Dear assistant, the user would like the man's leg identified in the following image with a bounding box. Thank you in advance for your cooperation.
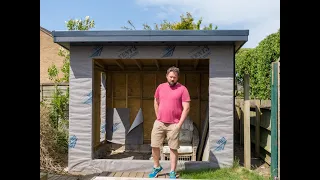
[149,120,165,178]
[170,148,178,171]
[152,147,161,167]
[167,123,180,177]
[151,121,165,167]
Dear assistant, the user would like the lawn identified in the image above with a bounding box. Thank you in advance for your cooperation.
[179,160,270,180]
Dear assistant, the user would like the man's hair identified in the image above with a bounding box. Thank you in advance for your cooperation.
[166,66,180,76]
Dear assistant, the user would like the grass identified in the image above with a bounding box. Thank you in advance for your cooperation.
[179,159,271,180]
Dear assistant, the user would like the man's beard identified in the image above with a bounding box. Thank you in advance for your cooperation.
[168,81,177,86]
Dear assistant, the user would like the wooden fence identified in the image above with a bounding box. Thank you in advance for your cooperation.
[235,98,272,165]
[40,83,69,103]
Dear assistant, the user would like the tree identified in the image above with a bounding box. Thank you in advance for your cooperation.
[66,16,95,31]
[122,12,218,30]
[235,29,280,99]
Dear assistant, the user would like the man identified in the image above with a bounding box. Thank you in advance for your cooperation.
[149,66,191,179]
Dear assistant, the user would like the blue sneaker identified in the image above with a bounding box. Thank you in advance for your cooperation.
[169,171,177,179]
[148,166,163,178]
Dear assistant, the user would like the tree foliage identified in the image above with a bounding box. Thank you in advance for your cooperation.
[235,29,280,99]
[122,12,218,30]
[66,16,95,31]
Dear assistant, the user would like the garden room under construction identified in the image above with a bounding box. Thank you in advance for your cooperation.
[52,30,249,175]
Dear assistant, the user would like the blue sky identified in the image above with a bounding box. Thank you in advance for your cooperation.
[40,0,279,48]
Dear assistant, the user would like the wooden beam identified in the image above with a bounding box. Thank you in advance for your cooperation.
[134,59,142,70]
[194,59,199,69]
[115,59,125,70]
[95,61,105,69]
[94,61,106,72]
[126,74,128,108]
[154,59,160,70]
[243,74,251,169]
[94,65,105,72]
[240,102,243,145]
[198,74,201,136]
[111,73,114,107]
[140,72,143,110]
[175,59,179,67]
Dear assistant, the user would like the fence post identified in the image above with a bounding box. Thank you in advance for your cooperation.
[243,74,251,169]
[277,61,280,180]
[271,62,279,179]
[255,100,261,158]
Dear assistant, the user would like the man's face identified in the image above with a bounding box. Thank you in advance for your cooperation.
[166,71,179,86]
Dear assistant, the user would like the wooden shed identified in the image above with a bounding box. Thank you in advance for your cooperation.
[52,30,249,175]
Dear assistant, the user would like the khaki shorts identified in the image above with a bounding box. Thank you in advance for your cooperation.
[151,120,180,150]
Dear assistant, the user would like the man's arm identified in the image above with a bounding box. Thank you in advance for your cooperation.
[154,85,160,119]
[154,98,159,118]
[177,101,190,128]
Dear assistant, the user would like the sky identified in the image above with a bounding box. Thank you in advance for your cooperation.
[40,0,279,48]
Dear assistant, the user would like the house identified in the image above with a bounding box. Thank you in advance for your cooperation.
[52,30,249,175]
[40,26,65,84]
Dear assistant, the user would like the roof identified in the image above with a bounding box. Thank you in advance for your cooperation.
[52,30,249,52]
[40,26,52,37]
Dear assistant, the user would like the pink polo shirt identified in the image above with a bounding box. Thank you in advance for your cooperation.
[154,82,191,124]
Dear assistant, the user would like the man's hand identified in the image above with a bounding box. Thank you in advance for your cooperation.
[154,98,159,118]
[177,101,190,128]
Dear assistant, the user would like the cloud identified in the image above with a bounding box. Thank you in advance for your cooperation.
[156,6,176,19]
[135,0,280,48]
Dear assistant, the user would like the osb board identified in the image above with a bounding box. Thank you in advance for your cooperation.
[156,72,167,85]
[127,73,140,97]
[113,73,126,97]
[114,100,126,108]
[200,73,209,101]
[179,73,186,85]
[142,100,155,141]
[189,100,200,131]
[200,100,208,126]
[142,73,156,98]
[185,74,199,98]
